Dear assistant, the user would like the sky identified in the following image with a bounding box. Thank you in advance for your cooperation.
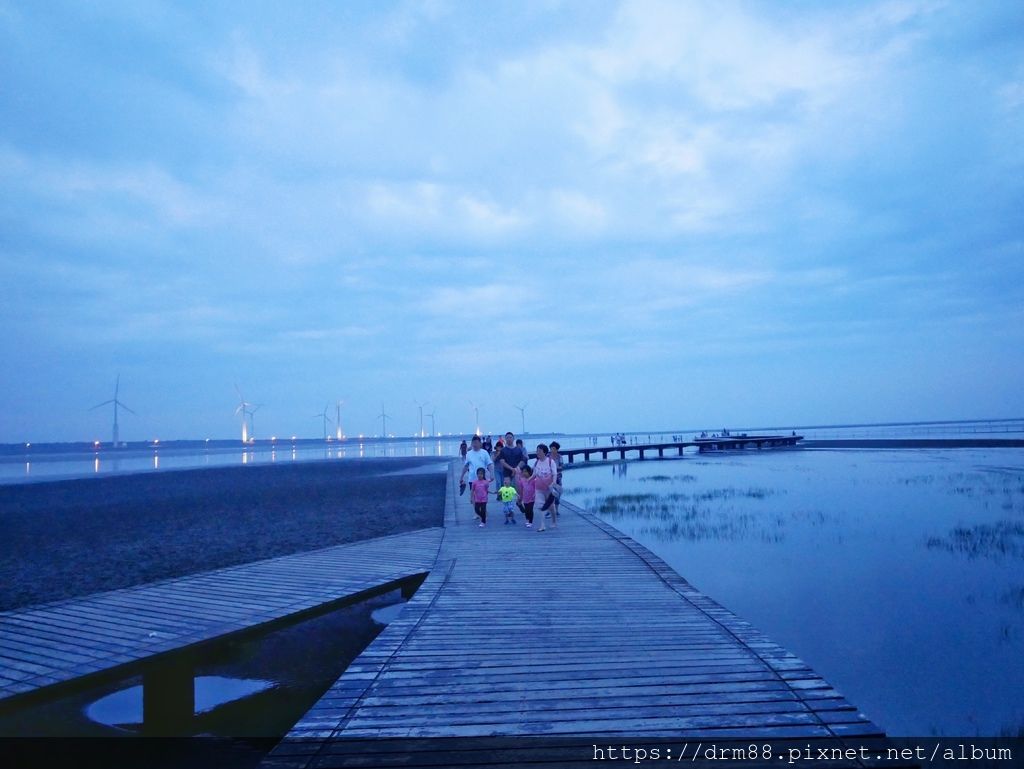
[1,0,1022,442]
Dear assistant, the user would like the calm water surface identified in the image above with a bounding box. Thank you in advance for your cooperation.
[563,448,1024,737]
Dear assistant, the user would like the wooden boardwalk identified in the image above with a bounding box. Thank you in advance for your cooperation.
[0,527,442,710]
[267,462,880,767]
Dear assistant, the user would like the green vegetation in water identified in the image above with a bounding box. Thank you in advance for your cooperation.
[1000,586,1024,610]
[927,520,1024,560]
[638,474,697,483]
[590,490,827,544]
[564,486,602,495]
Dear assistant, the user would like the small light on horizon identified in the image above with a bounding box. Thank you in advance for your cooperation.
[271,436,277,442]
[94,440,100,448]
[291,435,297,441]
[25,442,31,448]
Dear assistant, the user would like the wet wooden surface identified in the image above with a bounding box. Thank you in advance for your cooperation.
[268,461,880,767]
[0,527,443,704]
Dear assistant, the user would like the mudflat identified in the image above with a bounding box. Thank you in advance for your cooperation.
[0,457,446,611]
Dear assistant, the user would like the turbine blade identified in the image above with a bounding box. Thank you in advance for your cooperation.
[90,400,114,410]
[119,402,137,415]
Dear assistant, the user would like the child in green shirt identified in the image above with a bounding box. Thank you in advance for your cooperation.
[498,476,519,525]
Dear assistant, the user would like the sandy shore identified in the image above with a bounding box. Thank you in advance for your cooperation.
[0,458,446,612]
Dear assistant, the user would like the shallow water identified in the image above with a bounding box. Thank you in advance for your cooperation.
[0,591,403,751]
[564,448,1024,737]
[86,677,275,729]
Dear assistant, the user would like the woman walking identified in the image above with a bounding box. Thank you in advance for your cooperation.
[531,443,558,531]
[548,440,564,526]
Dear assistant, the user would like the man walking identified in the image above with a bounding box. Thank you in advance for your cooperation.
[460,435,493,496]
[497,431,527,483]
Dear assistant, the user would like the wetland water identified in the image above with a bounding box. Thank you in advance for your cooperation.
[563,448,1024,736]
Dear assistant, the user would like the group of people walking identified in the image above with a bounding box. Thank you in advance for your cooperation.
[458,432,563,531]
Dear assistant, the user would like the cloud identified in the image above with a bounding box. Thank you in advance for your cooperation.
[1,0,1021,439]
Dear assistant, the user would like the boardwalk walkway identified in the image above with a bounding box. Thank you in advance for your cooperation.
[0,527,442,709]
[268,462,880,766]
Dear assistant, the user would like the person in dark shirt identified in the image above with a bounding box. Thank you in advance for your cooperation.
[498,431,527,481]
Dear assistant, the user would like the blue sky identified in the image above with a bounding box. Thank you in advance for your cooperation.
[1,0,1022,442]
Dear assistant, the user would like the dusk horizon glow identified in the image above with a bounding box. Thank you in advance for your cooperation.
[2,1,1022,442]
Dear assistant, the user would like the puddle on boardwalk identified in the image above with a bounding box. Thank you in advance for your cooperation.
[370,601,405,625]
[0,591,409,766]
[86,677,275,729]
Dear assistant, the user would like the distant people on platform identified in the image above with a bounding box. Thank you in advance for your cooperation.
[459,439,468,460]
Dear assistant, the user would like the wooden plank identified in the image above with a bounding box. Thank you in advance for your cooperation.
[0,526,443,704]
[267,460,881,768]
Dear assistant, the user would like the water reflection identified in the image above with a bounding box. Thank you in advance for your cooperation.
[86,677,274,730]
[563,448,1024,736]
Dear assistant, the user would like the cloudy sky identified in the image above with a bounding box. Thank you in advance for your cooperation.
[1,0,1022,442]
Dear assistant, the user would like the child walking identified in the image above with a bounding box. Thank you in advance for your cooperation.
[498,476,519,524]
[517,465,537,528]
[470,468,490,527]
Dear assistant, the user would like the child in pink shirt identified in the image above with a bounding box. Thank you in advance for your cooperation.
[517,466,537,528]
[470,468,490,527]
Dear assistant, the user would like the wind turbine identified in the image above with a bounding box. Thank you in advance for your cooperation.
[379,403,391,437]
[247,404,262,440]
[90,374,135,447]
[414,400,430,437]
[313,404,332,440]
[468,400,482,436]
[335,400,345,440]
[514,403,528,435]
[234,385,255,443]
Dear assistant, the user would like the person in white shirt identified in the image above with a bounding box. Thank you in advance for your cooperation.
[460,435,494,495]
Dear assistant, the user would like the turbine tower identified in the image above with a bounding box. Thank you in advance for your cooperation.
[414,400,429,437]
[313,404,332,440]
[468,400,482,436]
[90,374,135,447]
[248,404,262,440]
[234,385,256,443]
[379,403,391,437]
[335,400,345,440]
[514,403,528,435]
[426,409,436,437]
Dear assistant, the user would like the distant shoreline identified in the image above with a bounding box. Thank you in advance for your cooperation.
[802,438,1024,448]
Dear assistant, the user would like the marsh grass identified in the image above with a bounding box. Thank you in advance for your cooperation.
[927,520,1024,560]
